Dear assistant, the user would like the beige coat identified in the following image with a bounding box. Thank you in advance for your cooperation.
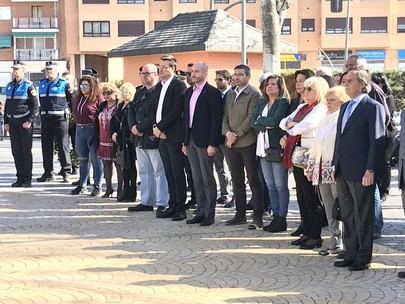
[222,85,261,148]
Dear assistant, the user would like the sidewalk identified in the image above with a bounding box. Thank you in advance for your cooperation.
[0,137,404,304]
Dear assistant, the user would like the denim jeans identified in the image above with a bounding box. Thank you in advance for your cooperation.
[260,158,289,217]
[75,125,103,187]
[136,147,168,207]
[374,185,384,233]
[0,118,4,138]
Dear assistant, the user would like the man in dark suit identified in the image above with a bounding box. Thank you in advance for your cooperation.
[183,62,223,226]
[153,54,188,221]
[333,69,385,271]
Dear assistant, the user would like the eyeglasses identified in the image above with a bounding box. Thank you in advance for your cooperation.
[139,72,156,76]
[303,86,313,92]
[103,91,113,96]
[80,83,90,89]
[45,68,53,71]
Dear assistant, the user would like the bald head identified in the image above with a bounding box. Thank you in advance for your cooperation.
[141,63,159,88]
[190,62,208,85]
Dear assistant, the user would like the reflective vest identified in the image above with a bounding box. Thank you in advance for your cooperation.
[5,79,38,121]
[39,77,71,116]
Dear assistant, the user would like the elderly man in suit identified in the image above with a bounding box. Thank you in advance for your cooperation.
[333,69,385,271]
[153,54,187,221]
[183,62,223,226]
[222,64,264,229]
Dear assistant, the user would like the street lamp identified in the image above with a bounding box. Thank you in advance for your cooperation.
[317,48,335,71]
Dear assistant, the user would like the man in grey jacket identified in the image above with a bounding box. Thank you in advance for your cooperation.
[222,64,263,229]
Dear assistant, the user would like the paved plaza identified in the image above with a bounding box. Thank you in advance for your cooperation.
[0,137,404,304]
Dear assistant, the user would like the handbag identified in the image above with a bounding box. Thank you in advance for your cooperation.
[114,147,125,167]
[265,148,283,162]
[292,146,310,169]
[332,198,342,221]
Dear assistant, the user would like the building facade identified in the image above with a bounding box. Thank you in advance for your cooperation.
[1,0,405,87]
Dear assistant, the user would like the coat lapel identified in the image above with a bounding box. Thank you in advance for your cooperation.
[342,96,367,133]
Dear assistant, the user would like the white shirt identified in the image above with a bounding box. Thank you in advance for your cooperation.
[156,75,175,123]
[234,85,248,103]
[256,105,270,157]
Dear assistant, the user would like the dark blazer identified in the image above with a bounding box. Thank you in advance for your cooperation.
[249,97,289,149]
[153,76,187,143]
[184,82,224,148]
[333,95,385,181]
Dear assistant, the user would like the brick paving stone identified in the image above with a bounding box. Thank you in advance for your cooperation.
[0,137,404,304]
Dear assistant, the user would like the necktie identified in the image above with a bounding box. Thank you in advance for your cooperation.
[342,101,354,131]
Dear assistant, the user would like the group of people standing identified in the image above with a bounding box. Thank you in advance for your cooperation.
[3,53,399,273]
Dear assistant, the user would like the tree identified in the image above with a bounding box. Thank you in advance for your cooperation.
[261,0,292,73]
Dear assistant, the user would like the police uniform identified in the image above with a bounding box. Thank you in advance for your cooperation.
[37,61,73,182]
[4,61,39,187]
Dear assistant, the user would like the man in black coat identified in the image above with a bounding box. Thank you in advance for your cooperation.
[152,55,188,221]
[183,62,223,226]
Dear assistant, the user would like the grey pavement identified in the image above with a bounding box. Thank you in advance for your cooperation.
[0,137,404,304]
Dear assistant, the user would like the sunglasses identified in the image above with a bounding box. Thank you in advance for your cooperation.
[80,83,90,89]
[139,72,156,76]
[303,86,313,92]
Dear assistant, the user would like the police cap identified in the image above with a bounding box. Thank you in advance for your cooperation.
[11,60,26,70]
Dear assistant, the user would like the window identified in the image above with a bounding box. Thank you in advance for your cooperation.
[361,17,387,33]
[82,0,109,3]
[281,18,291,35]
[154,20,167,29]
[302,19,315,32]
[214,0,229,3]
[83,21,110,37]
[31,6,43,18]
[246,20,256,28]
[118,0,144,3]
[326,17,352,34]
[179,0,196,3]
[398,17,405,33]
[118,20,145,37]
[246,0,256,3]
[0,7,11,20]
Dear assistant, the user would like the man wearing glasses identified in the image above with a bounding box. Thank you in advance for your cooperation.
[127,63,169,214]
[37,61,73,183]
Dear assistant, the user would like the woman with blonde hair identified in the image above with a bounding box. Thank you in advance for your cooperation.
[111,82,137,202]
[306,86,350,255]
[280,76,329,249]
[98,83,123,198]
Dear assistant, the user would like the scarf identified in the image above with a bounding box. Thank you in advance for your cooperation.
[282,102,318,169]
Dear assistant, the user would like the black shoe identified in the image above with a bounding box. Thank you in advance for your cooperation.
[263,215,278,232]
[71,185,88,195]
[37,173,54,182]
[291,236,310,246]
[267,216,287,233]
[90,185,101,197]
[186,215,204,224]
[223,198,235,208]
[185,200,197,210]
[290,222,304,236]
[225,216,247,226]
[398,271,405,278]
[334,259,354,268]
[348,262,370,271]
[71,167,78,175]
[156,207,175,218]
[11,180,24,187]
[200,217,215,226]
[101,188,114,198]
[172,211,187,221]
[299,238,322,250]
[21,180,32,187]
[216,196,228,204]
[128,204,154,212]
[248,217,263,230]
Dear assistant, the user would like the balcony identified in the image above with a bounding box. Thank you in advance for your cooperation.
[15,49,59,61]
[13,17,58,29]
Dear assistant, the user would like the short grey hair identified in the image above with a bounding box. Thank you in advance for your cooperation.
[348,54,368,70]
[350,69,370,93]
[193,62,208,73]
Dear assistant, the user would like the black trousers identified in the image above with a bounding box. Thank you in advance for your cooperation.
[378,134,395,196]
[158,140,186,213]
[293,166,323,240]
[9,118,33,182]
[226,144,264,218]
[336,176,375,264]
[41,116,71,174]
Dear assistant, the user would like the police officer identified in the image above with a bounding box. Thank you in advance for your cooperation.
[37,61,72,183]
[4,60,39,187]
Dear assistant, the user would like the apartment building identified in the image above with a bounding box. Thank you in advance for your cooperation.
[2,0,405,87]
[0,0,64,90]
